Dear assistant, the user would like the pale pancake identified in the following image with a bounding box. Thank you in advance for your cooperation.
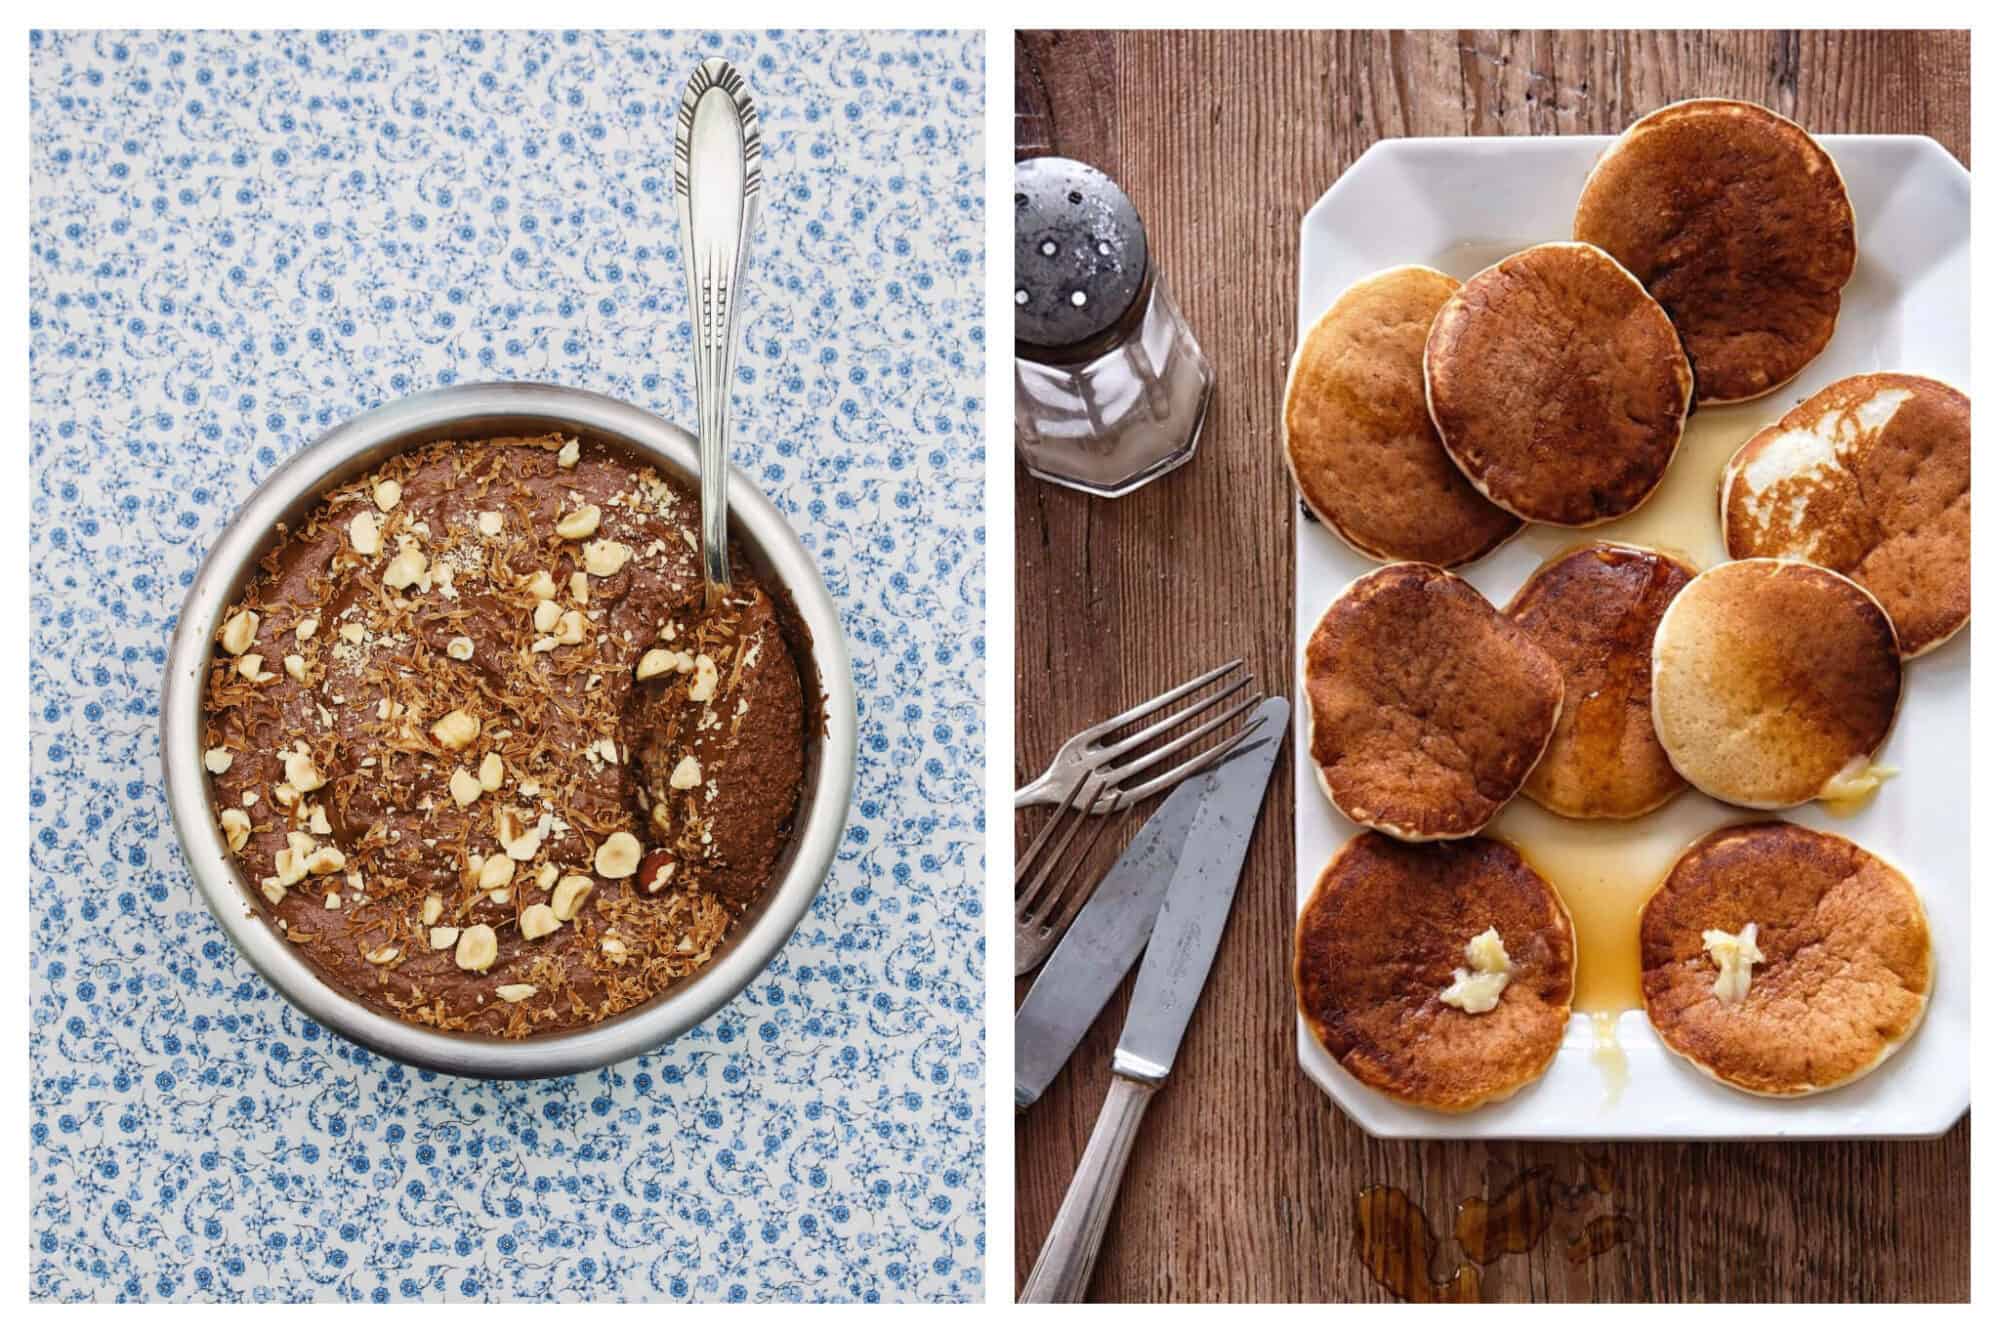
[1296,832,1575,1113]
[1641,822,1932,1097]
[1303,562,1563,840]
[1505,543,1695,819]
[1424,242,1693,527]
[1721,373,1970,657]
[1575,98,1857,405]
[1650,559,1902,809]
[1285,265,1521,566]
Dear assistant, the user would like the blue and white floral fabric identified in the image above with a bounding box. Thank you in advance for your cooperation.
[29,29,985,1302]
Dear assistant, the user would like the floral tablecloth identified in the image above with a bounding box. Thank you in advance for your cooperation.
[29,29,985,1302]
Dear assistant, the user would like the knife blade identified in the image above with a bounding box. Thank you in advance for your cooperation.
[1021,695,1288,1303]
[1113,694,1287,1080]
[1015,755,1212,1110]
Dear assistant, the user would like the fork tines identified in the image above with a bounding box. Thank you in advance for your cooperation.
[1014,659,1263,973]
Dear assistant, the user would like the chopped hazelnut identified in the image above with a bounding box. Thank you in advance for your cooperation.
[557,438,580,468]
[284,751,326,793]
[283,654,307,683]
[570,571,590,603]
[594,831,643,878]
[478,752,504,791]
[524,570,557,601]
[635,648,677,681]
[535,863,559,890]
[422,894,444,926]
[670,755,702,790]
[383,545,428,591]
[348,511,382,556]
[689,653,719,702]
[496,983,537,1003]
[638,851,677,895]
[236,654,268,682]
[449,768,484,807]
[260,877,287,905]
[551,875,594,921]
[304,846,345,875]
[520,903,560,941]
[445,636,474,661]
[555,504,601,540]
[372,479,402,512]
[554,609,587,645]
[429,926,460,950]
[219,808,251,852]
[294,617,319,642]
[220,609,260,656]
[477,510,504,537]
[583,538,630,578]
[203,747,234,775]
[600,935,627,960]
[477,854,517,890]
[364,944,402,966]
[431,709,481,751]
[533,600,561,634]
[455,923,498,972]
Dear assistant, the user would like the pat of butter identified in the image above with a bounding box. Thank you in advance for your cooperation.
[1440,926,1512,1014]
[1820,757,1899,811]
[1702,922,1765,1004]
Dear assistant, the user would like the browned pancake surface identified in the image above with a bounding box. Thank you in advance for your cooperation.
[1305,563,1562,839]
[1575,99,1856,404]
[1641,822,1931,1096]
[1296,833,1575,1112]
[1651,560,1901,808]
[1506,544,1693,819]
[1723,373,1970,657]
[1424,242,1691,526]
[1286,265,1521,566]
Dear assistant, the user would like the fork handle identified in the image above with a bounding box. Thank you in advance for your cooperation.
[1020,1073,1156,1302]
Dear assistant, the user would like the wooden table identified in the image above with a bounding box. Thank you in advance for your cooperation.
[1013,29,1970,1303]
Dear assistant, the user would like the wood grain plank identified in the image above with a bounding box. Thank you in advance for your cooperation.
[1014,29,1969,1303]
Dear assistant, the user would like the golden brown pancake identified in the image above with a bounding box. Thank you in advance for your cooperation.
[1296,832,1575,1112]
[1285,265,1522,566]
[1505,543,1695,819]
[1575,98,1857,405]
[1423,242,1692,526]
[1650,560,1902,809]
[1640,822,1932,1097]
[1722,373,1970,658]
[1304,563,1563,840]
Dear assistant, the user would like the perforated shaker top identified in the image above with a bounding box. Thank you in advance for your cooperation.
[1013,156,1148,353]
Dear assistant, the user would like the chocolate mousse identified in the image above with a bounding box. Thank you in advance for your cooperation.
[199,433,807,1037]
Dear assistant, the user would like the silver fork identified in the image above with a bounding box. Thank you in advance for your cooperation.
[1014,659,1257,813]
[1013,662,1263,974]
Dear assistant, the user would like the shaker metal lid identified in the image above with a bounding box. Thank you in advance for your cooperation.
[1014,156,1148,352]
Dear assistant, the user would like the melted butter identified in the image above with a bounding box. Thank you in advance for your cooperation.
[1819,757,1900,817]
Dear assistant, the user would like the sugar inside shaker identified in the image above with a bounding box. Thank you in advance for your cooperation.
[1014,156,1214,498]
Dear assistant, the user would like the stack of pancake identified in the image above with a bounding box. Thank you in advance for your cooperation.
[1289,100,1954,1112]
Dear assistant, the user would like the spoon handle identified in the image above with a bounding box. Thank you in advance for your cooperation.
[674,56,762,608]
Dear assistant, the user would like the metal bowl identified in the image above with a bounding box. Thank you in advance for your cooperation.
[160,383,856,1078]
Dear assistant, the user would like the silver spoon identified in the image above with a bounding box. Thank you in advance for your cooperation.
[674,56,762,610]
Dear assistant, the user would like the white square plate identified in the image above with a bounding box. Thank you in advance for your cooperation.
[1292,135,1970,1139]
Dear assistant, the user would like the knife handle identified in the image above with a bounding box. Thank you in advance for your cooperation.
[1020,1073,1157,1303]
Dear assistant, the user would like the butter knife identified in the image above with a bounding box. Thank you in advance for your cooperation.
[1015,752,1214,1110]
[1019,696,1287,1302]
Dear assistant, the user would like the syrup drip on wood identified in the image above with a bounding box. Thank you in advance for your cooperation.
[1355,1156,1632,1301]
[1355,1186,1482,1302]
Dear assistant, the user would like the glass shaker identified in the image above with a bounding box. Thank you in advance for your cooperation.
[1013,157,1214,498]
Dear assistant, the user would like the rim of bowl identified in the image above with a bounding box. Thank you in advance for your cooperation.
[160,382,857,1079]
